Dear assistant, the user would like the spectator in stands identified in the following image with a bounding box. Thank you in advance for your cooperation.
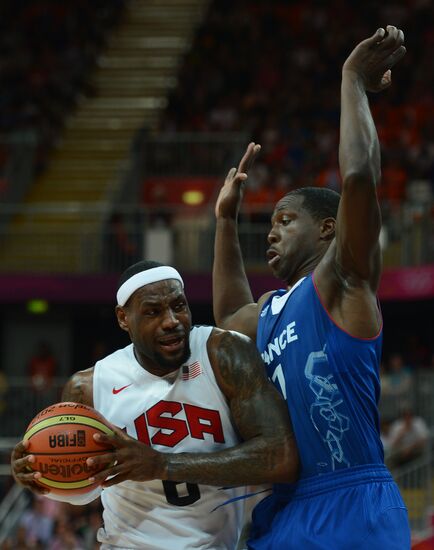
[27,340,58,391]
[19,496,55,547]
[79,507,103,549]
[382,352,414,403]
[49,517,85,550]
[1,525,33,549]
[380,418,393,463]
[404,333,431,367]
[104,212,140,272]
[0,1,127,173]
[387,407,430,467]
[27,340,58,392]
[158,0,433,215]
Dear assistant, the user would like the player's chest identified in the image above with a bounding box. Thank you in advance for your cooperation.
[107,380,233,452]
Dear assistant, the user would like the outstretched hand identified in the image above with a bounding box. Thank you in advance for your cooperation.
[86,424,166,488]
[215,142,261,219]
[343,26,406,92]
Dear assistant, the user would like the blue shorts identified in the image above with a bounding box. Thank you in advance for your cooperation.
[248,465,410,550]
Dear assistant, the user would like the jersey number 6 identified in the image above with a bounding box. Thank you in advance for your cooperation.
[162,480,201,506]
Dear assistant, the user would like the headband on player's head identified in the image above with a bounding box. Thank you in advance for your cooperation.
[116,266,184,306]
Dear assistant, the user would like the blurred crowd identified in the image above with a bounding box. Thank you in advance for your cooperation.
[0,0,126,180]
[1,495,102,550]
[161,0,433,213]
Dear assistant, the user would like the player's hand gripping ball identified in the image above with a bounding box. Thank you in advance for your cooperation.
[24,402,114,496]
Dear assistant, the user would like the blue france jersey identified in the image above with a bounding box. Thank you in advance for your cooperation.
[257,275,384,479]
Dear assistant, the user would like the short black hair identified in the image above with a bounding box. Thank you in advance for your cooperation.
[284,187,340,221]
[117,260,166,290]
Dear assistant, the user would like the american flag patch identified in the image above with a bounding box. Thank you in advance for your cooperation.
[182,361,202,380]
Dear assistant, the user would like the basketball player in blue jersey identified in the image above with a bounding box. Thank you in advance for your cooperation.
[213,27,410,549]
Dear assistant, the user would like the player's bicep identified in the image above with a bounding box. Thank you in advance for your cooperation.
[61,368,94,407]
[215,303,259,341]
[232,373,294,444]
[210,330,299,481]
[211,331,293,442]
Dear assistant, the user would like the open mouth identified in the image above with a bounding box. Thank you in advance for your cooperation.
[158,335,184,353]
[266,249,281,267]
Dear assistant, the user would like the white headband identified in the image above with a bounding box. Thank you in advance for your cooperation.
[116,266,184,306]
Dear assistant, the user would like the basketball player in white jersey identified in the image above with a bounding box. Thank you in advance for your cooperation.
[12,260,299,550]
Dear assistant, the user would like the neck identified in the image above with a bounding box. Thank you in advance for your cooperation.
[286,253,323,289]
[133,347,180,378]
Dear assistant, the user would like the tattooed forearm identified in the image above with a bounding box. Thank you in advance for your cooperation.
[167,329,300,486]
[166,427,298,486]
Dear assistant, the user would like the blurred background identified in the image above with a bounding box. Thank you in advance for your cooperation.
[0,0,432,548]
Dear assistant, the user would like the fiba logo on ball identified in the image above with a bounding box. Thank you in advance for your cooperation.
[48,430,87,448]
[24,402,114,496]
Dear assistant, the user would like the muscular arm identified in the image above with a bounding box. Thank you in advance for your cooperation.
[315,28,406,337]
[335,27,405,288]
[336,71,382,287]
[213,143,262,339]
[90,330,299,488]
[165,329,299,486]
[60,367,94,406]
[213,217,259,338]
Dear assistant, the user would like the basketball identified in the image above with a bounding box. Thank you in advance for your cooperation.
[23,402,114,496]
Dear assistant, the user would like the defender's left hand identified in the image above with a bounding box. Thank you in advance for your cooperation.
[343,26,406,92]
[86,425,166,487]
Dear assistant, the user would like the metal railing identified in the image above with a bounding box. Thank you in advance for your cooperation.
[139,132,249,177]
[0,200,432,273]
[0,378,66,439]
[0,484,29,546]
[379,371,434,424]
[391,434,434,534]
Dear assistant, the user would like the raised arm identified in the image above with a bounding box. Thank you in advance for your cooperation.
[87,329,299,487]
[336,26,406,288]
[213,142,262,339]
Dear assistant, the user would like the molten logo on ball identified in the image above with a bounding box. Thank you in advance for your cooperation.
[39,460,100,478]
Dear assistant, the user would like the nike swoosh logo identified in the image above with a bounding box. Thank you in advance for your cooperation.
[112,383,132,395]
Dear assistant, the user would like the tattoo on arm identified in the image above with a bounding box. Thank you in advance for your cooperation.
[61,368,94,407]
[216,331,298,468]
[165,331,299,486]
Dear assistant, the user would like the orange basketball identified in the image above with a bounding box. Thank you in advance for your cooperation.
[23,402,114,496]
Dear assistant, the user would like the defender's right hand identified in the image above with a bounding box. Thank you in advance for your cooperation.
[215,142,261,219]
[11,440,49,495]
[342,26,406,93]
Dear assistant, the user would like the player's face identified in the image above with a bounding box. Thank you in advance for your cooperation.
[266,195,322,284]
[119,280,192,375]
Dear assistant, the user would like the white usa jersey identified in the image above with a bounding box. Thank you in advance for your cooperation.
[93,325,263,550]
